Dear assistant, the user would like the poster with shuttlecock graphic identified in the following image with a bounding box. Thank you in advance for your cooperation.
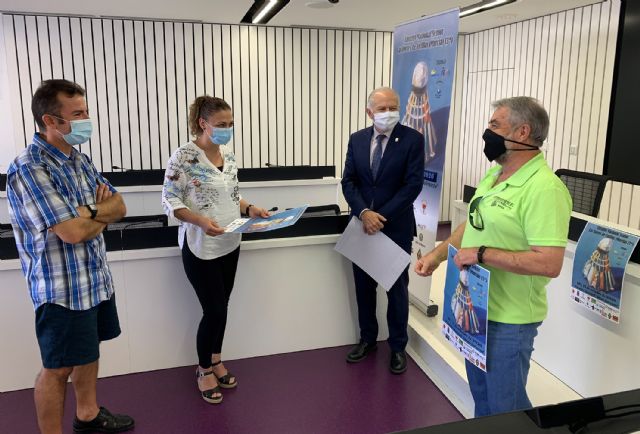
[442,245,489,371]
[571,222,639,324]
[401,61,438,164]
[393,8,459,314]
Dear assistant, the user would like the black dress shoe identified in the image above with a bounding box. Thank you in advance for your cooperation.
[346,342,377,363]
[73,407,135,433]
[390,351,407,374]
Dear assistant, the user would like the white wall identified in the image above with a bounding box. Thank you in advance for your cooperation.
[0,238,391,392]
[0,14,393,177]
[444,0,640,230]
[438,34,466,223]
[2,3,638,230]
[0,19,17,172]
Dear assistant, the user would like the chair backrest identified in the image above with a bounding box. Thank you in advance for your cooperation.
[555,169,609,217]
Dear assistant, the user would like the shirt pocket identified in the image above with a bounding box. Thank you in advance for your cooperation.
[74,161,97,205]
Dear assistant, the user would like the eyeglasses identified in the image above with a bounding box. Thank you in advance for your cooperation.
[468,196,484,231]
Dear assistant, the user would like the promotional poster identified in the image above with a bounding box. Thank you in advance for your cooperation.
[571,222,639,323]
[442,245,490,372]
[393,9,459,309]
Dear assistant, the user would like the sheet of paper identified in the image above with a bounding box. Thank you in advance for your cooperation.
[334,217,411,291]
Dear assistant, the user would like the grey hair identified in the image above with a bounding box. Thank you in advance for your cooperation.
[491,96,549,145]
[367,87,399,109]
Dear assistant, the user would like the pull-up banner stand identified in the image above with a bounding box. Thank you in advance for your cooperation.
[392,9,459,314]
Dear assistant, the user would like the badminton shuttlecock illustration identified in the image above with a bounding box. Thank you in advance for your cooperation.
[401,61,437,162]
[582,238,616,291]
[450,269,481,334]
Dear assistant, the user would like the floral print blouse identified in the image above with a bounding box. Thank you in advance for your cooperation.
[162,141,242,260]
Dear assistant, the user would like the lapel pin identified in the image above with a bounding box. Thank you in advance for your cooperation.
[395,138,399,143]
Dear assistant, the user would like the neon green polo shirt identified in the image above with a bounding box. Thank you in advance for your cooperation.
[461,153,572,324]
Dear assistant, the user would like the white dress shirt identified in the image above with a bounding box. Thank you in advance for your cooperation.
[360,127,394,219]
[370,131,391,166]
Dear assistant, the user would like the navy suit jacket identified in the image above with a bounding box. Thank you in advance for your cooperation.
[341,123,425,253]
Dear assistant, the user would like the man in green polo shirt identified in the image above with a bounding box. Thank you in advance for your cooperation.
[415,96,572,417]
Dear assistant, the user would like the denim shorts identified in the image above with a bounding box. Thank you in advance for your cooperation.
[35,295,121,369]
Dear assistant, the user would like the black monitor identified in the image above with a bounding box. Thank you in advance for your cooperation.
[604,0,640,184]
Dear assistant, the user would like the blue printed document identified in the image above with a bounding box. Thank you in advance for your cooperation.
[442,245,490,372]
[224,205,308,234]
[571,222,639,324]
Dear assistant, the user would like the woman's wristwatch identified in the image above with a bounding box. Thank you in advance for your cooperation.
[245,204,254,216]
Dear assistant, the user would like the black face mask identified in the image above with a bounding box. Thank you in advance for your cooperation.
[482,129,539,162]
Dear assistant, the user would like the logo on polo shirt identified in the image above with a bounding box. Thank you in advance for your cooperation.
[490,196,514,210]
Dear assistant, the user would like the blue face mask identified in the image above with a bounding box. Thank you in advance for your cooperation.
[53,116,93,145]
[206,123,233,145]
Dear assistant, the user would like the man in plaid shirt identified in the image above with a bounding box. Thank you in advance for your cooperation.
[7,79,134,434]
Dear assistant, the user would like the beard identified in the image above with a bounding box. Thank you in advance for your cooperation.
[495,150,511,165]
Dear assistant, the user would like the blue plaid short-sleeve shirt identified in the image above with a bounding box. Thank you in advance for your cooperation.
[7,134,116,310]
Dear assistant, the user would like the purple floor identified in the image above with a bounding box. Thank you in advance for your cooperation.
[0,344,462,434]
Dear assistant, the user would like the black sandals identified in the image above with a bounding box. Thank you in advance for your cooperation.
[196,368,223,404]
[212,360,238,389]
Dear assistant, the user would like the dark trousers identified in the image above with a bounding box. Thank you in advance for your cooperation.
[353,263,409,352]
[182,241,240,368]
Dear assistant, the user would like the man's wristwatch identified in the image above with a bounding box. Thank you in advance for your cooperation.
[85,204,98,220]
[477,245,487,264]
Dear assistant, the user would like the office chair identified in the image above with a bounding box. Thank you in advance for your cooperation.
[555,169,609,217]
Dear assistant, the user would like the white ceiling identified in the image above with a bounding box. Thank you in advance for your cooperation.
[0,0,605,33]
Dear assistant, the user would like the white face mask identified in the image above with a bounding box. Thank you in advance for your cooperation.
[372,111,400,132]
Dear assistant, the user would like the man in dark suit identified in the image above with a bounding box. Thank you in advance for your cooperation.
[341,87,425,374]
